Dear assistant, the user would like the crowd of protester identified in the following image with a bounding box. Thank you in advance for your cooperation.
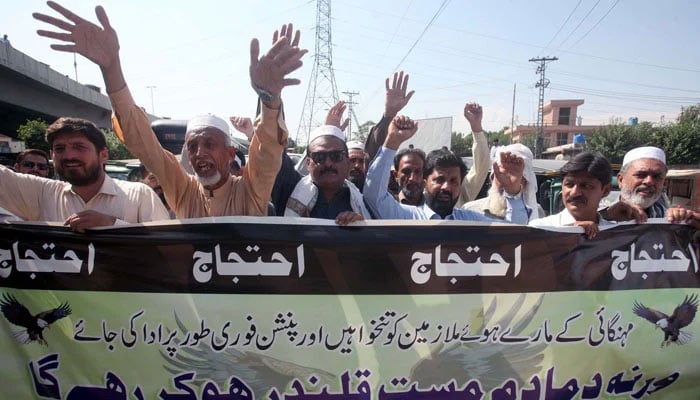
[1,2,698,234]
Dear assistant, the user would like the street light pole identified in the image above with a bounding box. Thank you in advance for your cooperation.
[146,85,156,115]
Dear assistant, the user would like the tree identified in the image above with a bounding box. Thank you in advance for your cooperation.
[16,119,50,153]
[586,122,655,164]
[103,129,134,160]
[653,123,700,165]
[451,132,473,157]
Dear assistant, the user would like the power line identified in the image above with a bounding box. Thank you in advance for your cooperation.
[557,0,602,48]
[569,0,621,48]
[392,0,451,71]
[542,0,582,52]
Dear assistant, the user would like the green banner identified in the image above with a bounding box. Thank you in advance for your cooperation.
[0,219,698,399]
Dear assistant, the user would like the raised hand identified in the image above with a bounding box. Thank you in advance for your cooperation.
[384,115,418,150]
[325,101,350,132]
[230,116,254,140]
[463,102,484,132]
[492,152,524,195]
[384,71,415,119]
[34,2,119,69]
[272,23,300,47]
[250,23,308,108]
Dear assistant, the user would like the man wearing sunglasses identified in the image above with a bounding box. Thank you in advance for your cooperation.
[13,149,50,178]
[285,125,371,224]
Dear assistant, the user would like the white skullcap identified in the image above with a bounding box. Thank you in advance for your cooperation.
[495,143,539,221]
[309,125,346,145]
[622,146,666,167]
[186,114,230,136]
[347,140,365,151]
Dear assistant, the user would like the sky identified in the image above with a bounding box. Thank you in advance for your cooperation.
[3,0,700,144]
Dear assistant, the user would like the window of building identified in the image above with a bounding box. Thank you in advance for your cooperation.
[557,132,568,146]
[558,107,571,125]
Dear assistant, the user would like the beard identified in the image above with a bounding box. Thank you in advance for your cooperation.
[425,190,457,218]
[348,174,365,192]
[400,183,423,203]
[621,184,661,209]
[57,160,101,186]
[195,170,222,188]
[486,184,508,219]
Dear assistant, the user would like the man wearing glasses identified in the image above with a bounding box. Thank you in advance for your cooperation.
[285,125,371,225]
[13,149,51,178]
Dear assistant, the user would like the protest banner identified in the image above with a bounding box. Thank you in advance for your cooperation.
[0,218,698,399]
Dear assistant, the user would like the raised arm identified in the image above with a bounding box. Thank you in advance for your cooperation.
[457,102,489,206]
[364,72,415,160]
[364,116,420,219]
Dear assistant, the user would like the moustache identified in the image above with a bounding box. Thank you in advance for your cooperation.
[634,185,657,194]
[566,195,586,204]
[60,159,83,166]
[320,167,338,175]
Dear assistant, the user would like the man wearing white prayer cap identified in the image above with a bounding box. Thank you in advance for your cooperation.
[618,146,668,218]
[462,143,544,221]
[615,146,699,227]
[284,125,371,224]
[346,140,369,192]
[37,1,308,218]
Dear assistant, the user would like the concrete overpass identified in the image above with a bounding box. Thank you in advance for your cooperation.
[0,43,147,139]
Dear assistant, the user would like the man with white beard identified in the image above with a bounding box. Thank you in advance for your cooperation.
[615,146,699,227]
[462,143,544,222]
[34,3,305,218]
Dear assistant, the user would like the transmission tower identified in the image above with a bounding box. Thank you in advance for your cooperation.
[528,56,557,158]
[296,0,340,145]
[341,90,360,140]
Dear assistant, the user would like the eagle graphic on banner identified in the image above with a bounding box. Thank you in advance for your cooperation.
[0,292,72,345]
[633,294,698,347]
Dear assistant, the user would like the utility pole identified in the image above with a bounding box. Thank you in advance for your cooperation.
[146,85,156,115]
[73,53,78,81]
[341,90,359,140]
[510,83,516,134]
[297,0,340,145]
[528,56,557,158]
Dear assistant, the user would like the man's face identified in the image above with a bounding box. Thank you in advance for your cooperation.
[185,128,233,188]
[561,172,611,221]
[306,136,349,192]
[348,148,367,179]
[14,154,50,178]
[51,133,106,186]
[396,153,425,201]
[618,158,667,209]
[424,165,462,216]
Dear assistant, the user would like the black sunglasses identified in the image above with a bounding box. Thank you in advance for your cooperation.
[20,161,49,171]
[309,150,346,164]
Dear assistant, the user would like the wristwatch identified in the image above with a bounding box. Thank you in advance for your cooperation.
[251,82,279,102]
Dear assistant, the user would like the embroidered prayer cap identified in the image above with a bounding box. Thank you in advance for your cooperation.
[346,140,365,151]
[186,114,231,138]
[622,146,666,167]
[308,125,346,146]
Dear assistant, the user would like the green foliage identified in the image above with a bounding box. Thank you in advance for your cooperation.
[653,120,700,165]
[16,119,49,153]
[586,122,656,164]
[451,132,473,157]
[103,129,134,160]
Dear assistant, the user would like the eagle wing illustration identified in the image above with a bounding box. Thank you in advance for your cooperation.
[632,301,669,324]
[0,293,35,328]
[37,302,72,325]
[671,294,698,329]
[409,293,546,391]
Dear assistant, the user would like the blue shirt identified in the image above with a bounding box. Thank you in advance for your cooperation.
[363,147,530,223]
